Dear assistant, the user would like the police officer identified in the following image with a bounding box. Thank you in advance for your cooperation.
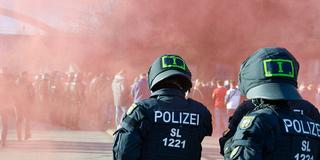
[113,54,212,160]
[220,99,320,156]
[225,47,320,160]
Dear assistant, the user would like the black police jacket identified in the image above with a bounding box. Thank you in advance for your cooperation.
[113,88,212,160]
[219,99,320,156]
[227,104,320,160]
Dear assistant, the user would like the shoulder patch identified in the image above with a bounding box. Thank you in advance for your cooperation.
[239,116,256,129]
[127,103,138,115]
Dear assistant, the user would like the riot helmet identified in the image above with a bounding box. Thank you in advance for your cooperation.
[238,47,301,100]
[148,54,192,92]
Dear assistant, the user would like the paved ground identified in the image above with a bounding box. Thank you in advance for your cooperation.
[0,124,223,160]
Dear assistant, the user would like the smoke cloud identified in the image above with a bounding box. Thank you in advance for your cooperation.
[0,0,319,80]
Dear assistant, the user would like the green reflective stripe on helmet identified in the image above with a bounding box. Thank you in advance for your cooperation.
[263,59,295,78]
[148,54,192,91]
[239,47,301,100]
[161,55,186,70]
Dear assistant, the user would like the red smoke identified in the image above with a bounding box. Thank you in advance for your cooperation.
[1,0,319,80]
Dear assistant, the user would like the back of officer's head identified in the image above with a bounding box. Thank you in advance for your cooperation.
[148,54,192,92]
[238,47,302,100]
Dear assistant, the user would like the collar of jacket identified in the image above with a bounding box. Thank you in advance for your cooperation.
[151,88,186,98]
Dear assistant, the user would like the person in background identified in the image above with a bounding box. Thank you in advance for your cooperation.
[15,71,33,141]
[191,78,204,102]
[212,80,228,135]
[0,68,15,147]
[224,80,241,117]
[65,73,85,130]
[38,73,51,122]
[112,70,127,129]
[130,73,151,103]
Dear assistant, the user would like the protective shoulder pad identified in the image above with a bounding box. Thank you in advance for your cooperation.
[127,103,138,115]
[136,98,158,110]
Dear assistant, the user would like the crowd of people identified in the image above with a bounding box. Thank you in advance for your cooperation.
[0,68,152,132]
[0,65,319,146]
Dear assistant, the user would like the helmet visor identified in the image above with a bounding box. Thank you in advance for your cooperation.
[247,83,302,100]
